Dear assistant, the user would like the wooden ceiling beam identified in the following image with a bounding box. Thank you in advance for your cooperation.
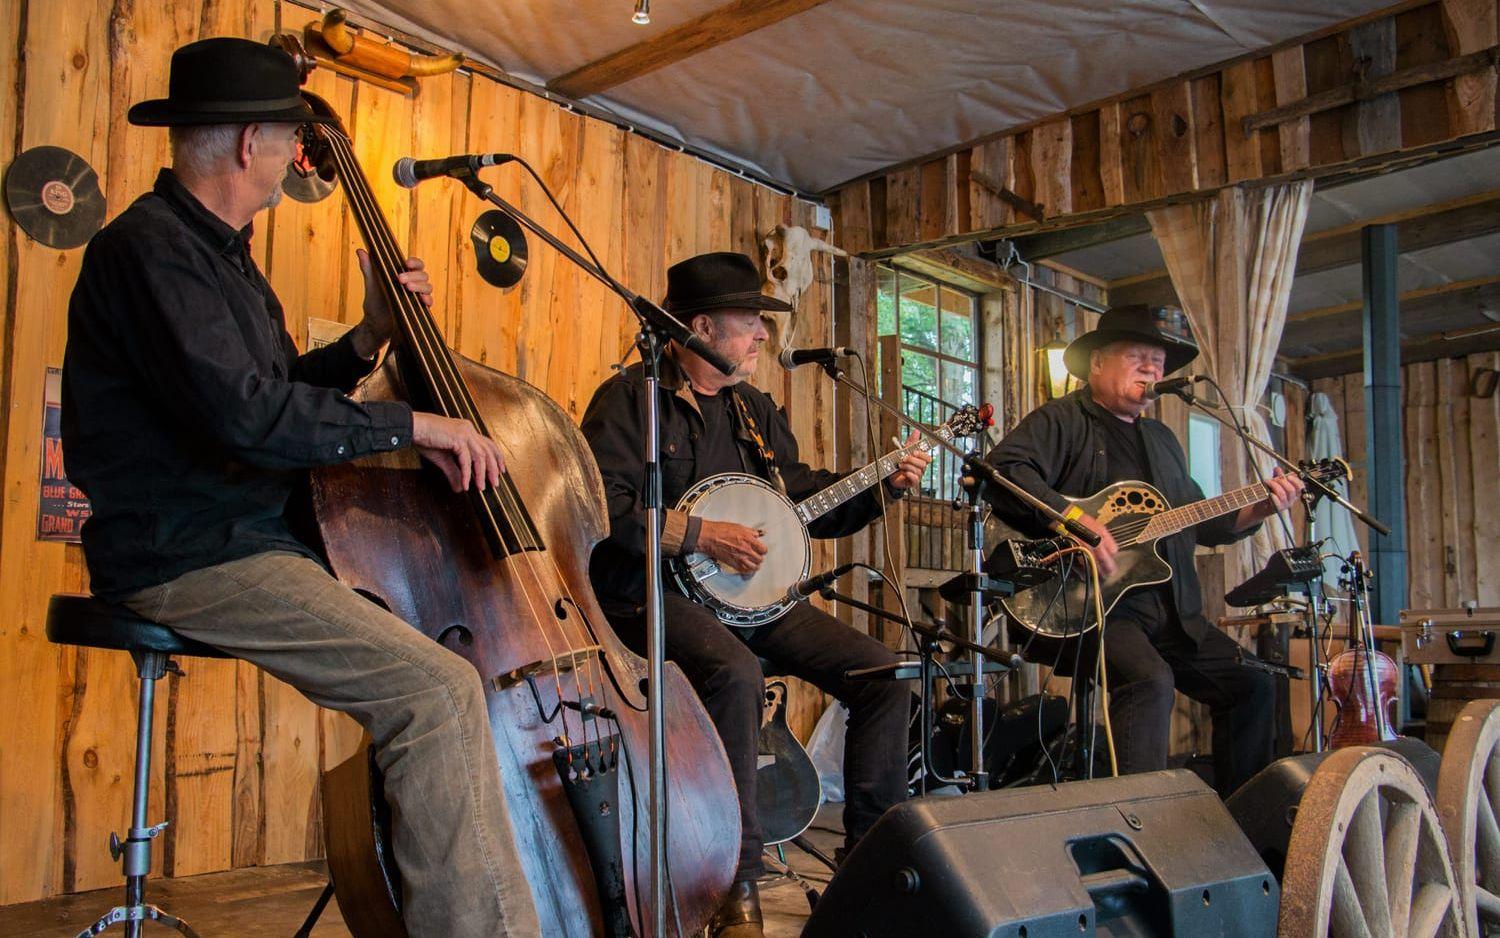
[831,0,1500,257]
[1289,323,1500,378]
[1108,188,1500,308]
[548,0,833,99]
[1280,274,1500,362]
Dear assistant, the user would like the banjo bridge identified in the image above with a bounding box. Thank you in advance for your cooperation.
[685,556,724,580]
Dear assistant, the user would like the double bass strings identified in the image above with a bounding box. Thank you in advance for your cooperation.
[320,128,615,757]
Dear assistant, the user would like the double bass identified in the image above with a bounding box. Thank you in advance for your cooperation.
[279,43,740,936]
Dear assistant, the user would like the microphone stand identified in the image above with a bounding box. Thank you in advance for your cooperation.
[821,583,1019,791]
[1162,387,1389,537]
[810,360,1101,547]
[807,359,1093,792]
[448,167,735,938]
[1165,385,1389,754]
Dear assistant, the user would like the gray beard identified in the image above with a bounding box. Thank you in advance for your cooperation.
[263,181,284,211]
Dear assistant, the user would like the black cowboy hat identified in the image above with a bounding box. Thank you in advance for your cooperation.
[663,252,794,316]
[128,37,333,127]
[1063,303,1199,379]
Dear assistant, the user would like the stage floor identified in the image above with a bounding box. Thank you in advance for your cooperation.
[0,807,844,937]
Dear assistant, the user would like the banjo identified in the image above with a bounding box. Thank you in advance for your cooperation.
[671,403,993,627]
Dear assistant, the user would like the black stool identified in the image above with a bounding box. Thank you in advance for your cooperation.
[47,594,232,938]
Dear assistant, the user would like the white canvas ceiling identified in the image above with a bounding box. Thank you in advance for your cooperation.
[338,0,1395,193]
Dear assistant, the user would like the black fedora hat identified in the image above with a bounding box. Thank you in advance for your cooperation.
[1063,304,1199,378]
[663,252,794,316]
[128,37,332,127]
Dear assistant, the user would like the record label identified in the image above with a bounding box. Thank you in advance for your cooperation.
[471,210,527,288]
[5,146,106,249]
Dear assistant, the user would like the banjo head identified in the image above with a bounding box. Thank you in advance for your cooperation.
[674,474,810,627]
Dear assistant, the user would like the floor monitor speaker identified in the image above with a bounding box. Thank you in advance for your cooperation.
[803,769,1277,937]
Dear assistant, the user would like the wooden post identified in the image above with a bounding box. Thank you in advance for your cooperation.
[1362,224,1407,624]
[874,333,907,649]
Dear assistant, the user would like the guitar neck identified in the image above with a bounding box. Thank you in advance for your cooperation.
[796,437,938,523]
[1137,479,1269,543]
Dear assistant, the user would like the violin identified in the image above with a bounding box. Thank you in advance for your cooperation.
[276,39,739,936]
[1326,552,1400,747]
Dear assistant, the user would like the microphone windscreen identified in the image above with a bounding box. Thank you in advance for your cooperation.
[392,157,418,189]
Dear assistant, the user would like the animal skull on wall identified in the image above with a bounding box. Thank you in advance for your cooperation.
[760,223,847,350]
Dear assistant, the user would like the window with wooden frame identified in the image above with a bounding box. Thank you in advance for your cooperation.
[874,264,979,503]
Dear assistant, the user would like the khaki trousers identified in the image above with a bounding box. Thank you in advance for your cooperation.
[122,550,539,938]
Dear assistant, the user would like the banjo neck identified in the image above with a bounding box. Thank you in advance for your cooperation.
[794,431,948,524]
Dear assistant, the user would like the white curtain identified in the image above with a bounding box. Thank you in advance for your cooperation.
[1307,391,1361,586]
[1147,181,1313,589]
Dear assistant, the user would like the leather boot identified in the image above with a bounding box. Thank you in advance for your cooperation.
[708,878,764,938]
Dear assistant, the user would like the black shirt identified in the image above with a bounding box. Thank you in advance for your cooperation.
[62,169,413,599]
[1087,405,1174,624]
[691,389,747,479]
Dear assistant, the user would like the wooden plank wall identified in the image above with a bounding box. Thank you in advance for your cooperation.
[829,0,1500,258]
[1310,353,1500,610]
[0,0,828,903]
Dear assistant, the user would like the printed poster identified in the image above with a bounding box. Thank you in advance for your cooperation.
[38,366,91,542]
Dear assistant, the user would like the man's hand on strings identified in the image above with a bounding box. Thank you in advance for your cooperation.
[889,430,932,491]
[696,520,768,574]
[411,413,505,493]
[350,251,432,358]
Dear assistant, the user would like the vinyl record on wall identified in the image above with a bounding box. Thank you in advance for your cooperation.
[470,210,527,288]
[5,146,106,249]
[282,160,338,203]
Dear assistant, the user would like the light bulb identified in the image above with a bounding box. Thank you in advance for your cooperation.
[632,0,650,24]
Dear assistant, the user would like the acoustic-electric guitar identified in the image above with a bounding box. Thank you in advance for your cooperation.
[1002,458,1349,643]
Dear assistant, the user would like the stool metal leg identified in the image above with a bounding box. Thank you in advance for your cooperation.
[76,651,198,938]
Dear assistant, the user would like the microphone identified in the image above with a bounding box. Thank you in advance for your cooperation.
[778,346,856,369]
[393,153,514,189]
[785,562,860,602]
[1145,374,1203,399]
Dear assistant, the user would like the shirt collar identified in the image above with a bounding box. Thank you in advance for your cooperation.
[1076,386,1142,426]
[153,168,255,257]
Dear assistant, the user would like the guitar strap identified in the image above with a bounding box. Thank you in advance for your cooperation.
[728,388,786,495]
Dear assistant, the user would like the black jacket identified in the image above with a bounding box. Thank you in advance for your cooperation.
[581,354,887,617]
[63,170,412,599]
[982,388,1257,643]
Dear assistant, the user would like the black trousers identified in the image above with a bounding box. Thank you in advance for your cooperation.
[610,592,909,878]
[1102,615,1275,797]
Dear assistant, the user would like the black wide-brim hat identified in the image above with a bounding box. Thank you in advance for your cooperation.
[663,252,794,316]
[128,37,333,127]
[1063,303,1199,378]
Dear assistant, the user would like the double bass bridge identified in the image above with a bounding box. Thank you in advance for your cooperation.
[492,645,612,726]
[491,645,604,691]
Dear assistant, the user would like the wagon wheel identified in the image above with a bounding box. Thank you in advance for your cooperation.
[1279,746,1463,938]
[1436,698,1500,937]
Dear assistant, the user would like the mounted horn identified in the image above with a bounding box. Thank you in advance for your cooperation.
[304,6,464,95]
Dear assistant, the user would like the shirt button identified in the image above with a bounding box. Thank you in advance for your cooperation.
[336,445,347,455]
[390,436,400,445]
